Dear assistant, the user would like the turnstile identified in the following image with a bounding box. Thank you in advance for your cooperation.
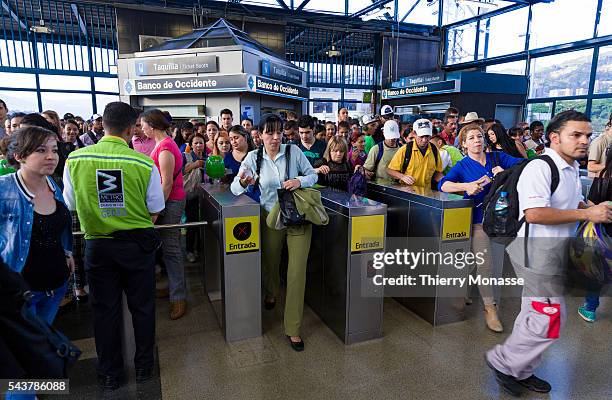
[306,188,387,344]
[200,184,262,342]
[367,181,473,325]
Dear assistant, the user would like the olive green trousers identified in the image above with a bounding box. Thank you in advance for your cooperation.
[261,210,312,337]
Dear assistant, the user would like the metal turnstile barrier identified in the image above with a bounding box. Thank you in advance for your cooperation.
[306,188,387,344]
[199,183,262,342]
[366,181,473,326]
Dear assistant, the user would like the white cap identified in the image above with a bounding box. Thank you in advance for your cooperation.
[413,118,432,137]
[380,105,394,116]
[361,114,377,125]
[383,120,400,140]
[91,113,102,121]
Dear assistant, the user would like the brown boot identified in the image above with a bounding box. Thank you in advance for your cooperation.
[170,300,187,320]
[484,304,503,333]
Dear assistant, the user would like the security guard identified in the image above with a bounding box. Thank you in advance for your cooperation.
[63,102,165,390]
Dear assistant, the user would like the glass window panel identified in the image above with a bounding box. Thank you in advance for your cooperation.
[348,0,379,15]
[310,87,341,100]
[527,102,553,127]
[1,40,33,68]
[529,0,598,50]
[0,72,36,89]
[590,98,612,134]
[240,1,285,9]
[594,46,612,95]
[39,74,92,91]
[309,100,338,122]
[446,22,477,64]
[486,60,526,75]
[41,92,93,119]
[0,90,38,113]
[477,7,528,59]
[94,77,119,93]
[302,0,346,14]
[400,0,439,26]
[529,49,593,99]
[95,94,120,114]
[598,0,612,37]
[555,99,587,115]
[442,0,516,25]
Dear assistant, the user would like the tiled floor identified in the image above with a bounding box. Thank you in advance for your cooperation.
[54,263,611,400]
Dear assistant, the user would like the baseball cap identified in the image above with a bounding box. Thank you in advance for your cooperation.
[90,113,102,121]
[413,118,432,137]
[383,120,400,140]
[380,105,394,116]
[361,114,377,125]
[63,113,75,120]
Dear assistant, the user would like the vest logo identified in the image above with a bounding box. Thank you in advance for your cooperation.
[96,169,125,209]
[233,222,252,241]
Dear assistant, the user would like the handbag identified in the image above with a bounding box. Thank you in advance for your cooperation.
[348,166,367,196]
[183,152,203,200]
[0,263,81,378]
[277,145,307,226]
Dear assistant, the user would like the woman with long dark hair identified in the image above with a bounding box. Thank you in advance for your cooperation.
[486,123,526,158]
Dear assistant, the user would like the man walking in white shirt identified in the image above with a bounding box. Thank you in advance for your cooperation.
[485,110,612,397]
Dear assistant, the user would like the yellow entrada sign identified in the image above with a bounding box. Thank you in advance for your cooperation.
[225,215,260,254]
[351,215,385,253]
[442,208,472,241]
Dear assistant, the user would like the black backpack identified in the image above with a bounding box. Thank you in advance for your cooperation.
[399,141,439,189]
[482,155,559,243]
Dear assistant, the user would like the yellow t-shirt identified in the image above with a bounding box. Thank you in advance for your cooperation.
[387,142,443,187]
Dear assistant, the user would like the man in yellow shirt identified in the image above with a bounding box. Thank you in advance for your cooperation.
[386,118,443,187]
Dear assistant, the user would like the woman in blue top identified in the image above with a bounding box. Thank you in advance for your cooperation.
[439,123,522,333]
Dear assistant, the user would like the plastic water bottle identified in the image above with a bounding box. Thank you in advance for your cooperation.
[493,191,509,235]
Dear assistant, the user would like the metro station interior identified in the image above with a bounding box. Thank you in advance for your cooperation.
[0,1,610,399]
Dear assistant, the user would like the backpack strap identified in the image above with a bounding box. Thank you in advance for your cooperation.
[253,145,264,190]
[285,144,291,181]
[538,155,560,195]
[87,131,99,144]
[430,142,439,165]
[76,136,85,149]
[401,141,414,174]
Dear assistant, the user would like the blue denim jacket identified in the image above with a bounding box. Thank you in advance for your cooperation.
[0,171,73,273]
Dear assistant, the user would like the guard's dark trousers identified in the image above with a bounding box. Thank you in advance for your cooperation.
[85,238,156,378]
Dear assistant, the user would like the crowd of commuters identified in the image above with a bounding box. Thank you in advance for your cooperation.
[0,97,610,396]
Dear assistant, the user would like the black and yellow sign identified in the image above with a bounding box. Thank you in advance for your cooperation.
[225,216,260,254]
[351,215,385,253]
[442,208,472,241]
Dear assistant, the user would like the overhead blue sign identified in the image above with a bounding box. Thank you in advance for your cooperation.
[248,75,309,100]
[260,60,302,85]
[382,80,458,99]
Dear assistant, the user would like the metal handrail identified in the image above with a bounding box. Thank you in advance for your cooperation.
[72,221,208,237]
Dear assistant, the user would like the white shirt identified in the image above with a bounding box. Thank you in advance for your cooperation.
[515,147,583,238]
[230,144,318,212]
[439,148,451,171]
[63,164,165,214]
[508,148,583,273]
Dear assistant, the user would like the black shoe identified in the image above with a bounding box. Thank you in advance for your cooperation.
[135,367,154,383]
[98,374,122,391]
[485,358,523,397]
[264,298,276,310]
[76,294,89,303]
[518,375,551,393]
[286,335,304,352]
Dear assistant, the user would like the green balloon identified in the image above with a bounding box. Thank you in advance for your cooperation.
[206,155,226,179]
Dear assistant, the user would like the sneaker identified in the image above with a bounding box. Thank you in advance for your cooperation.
[578,306,596,323]
[517,375,552,393]
[186,252,196,263]
[485,357,523,397]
